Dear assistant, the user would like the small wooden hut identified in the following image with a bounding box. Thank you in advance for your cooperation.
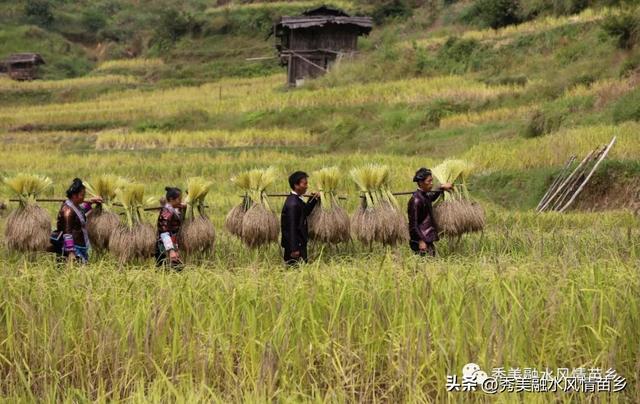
[1,53,45,81]
[274,6,372,86]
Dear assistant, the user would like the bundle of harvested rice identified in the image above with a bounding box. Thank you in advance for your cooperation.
[3,174,52,252]
[85,174,124,251]
[350,164,407,246]
[432,159,485,236]
[109,183,156,263]
[178,177,216,255]
[226,168,279,247]
[308,167,349,244]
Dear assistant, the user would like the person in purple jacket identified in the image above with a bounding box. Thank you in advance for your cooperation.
[54,178,102,264]
[407,168,452,257]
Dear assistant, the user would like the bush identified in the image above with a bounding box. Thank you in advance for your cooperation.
[372,0,414,24]
[436,36,485,73]
[525,109,559,138]
[461,0,521,29]
[483,75,528,86]
[24,0,54,28]
[424,99,470,127]
[81,8,107,34]
[611,88,640,123]
[151,9,204,49]
[601,9,640,49]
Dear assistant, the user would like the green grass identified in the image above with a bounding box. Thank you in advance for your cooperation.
[0,25,92,79]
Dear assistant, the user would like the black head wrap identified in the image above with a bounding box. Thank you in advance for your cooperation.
[165,187,182,201]
[66,178,85,198]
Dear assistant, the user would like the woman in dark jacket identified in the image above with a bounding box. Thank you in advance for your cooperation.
[407,168,452,257]
[55,178,102,264]
[156,187,184,269]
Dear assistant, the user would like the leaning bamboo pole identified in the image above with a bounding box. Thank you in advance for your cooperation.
[538,149,597,213]
[549,146,604,212]
[536,155,576,211]
[559,136,616,213]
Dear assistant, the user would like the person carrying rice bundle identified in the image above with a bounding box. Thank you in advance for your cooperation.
[280,171,318,266]
[53,178,103,264]
[156,187,184,270]
[407,168,452,257]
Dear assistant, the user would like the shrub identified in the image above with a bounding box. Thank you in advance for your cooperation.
[601,9,640,49]
[425,99,470,127]
[372,0,414,25]
[81,8,107,34]
[24,0,54,28]
[525,109,552,138]
[611,88,640,123]
[151,8,204,49]
[436,36,485,73]
[461,0,521,29]
[483,75,528,86]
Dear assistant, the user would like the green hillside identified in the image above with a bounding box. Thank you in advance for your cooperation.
[1,0,639,210]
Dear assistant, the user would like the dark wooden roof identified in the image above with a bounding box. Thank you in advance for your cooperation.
[276,7,372,34]
[3,53,45,65]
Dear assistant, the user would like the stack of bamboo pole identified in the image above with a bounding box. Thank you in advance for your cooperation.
[537,136,617,213]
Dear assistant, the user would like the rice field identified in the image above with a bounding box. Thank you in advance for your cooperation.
[95,128,316,150]
[411,7,610,48]
[94,59,165,74]
[0,75,524,128]
[0,75,138,92]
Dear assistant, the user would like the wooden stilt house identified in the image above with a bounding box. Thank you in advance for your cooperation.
[1,53,45,81]
[274,6,372,86]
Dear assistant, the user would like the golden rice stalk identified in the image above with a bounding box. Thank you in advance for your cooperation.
[350,165,405,245]
[87,211,120,251]
[241,203,279,248]
[181,177,216,255]
[308,205,350,244]
[434,200,485,236]
[309,167,350,243]
[432,159,484,236]
[110,182,155,263]
[4,205,51,252]
[85,174,125,251]
[230,168,279,246]
[85,174,125,206]
[225,203,246,237]
[109,223,155,264]
[184,177,212,207]
[179,216,216,255]
[3,174,53,252]
[3,174,53,207]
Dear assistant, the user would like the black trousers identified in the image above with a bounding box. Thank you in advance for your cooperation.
[283,244,308,266]
[410,240,436,257]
